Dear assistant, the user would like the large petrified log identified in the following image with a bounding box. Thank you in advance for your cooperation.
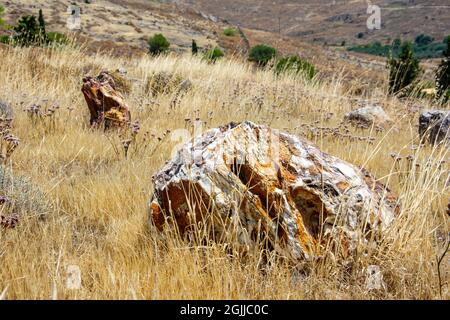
[150,121,399,261]
[81,71,131,128]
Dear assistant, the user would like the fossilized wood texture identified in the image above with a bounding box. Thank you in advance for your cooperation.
[150,121,399,261]
[81,71,131,127]
[419,110,449,145]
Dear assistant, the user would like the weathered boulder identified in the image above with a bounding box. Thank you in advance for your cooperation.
[81,71,131,128]
[418,110,449,145]
[344,105,392,128]
[149,121,399,261]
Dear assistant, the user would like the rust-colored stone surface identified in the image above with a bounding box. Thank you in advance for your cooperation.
[81,71,131,128]
[150,121,399,261]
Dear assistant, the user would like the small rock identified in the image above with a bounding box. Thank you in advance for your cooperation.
[344,105,392,128]
[418,110,449,145]
[116,67,127,76]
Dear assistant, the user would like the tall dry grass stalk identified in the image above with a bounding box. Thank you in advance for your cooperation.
[0,44,448,299]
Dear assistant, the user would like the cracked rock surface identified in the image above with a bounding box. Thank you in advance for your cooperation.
[150,121,399,260]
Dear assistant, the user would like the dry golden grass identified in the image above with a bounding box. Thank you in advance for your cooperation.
[0,44,448,300]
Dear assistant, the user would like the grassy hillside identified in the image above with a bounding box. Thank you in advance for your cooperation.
[0,44,448,299]
[0,0,219,55]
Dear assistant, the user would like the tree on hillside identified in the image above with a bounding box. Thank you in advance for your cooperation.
[435,36,450,103]
[38,9,46,34]
[387,41,421,94]
[191,39,198,55]
[248,44,277,67]
[415,34,434,46]
[148,33,170,56]
[13,15,43,46]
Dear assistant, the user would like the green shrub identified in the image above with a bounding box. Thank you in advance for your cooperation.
[387,41,421,95]
[415,34,434,46]
[392,38,401,50]
[349,37,446,59]
[47,31,69,45]
[203,47,224,62]
[148,33,170,56]
[223,27,236,37]
[0,34,12,44]
[435,36,450,103]
[13,15,46,46]
[248,44,277,67]
[275,55,316,80]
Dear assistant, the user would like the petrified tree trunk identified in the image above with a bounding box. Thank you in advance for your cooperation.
[150,121,400,261]
[81,71,131,128]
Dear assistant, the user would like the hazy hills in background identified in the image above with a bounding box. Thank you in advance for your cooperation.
[172,0,450,45]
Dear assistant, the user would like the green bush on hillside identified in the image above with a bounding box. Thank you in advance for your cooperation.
[223,27,236,37]
[203,47,224,62]
[415,34,434,46]
[13,15,46,46]
[47,31,69,45]
[275,55,316,80]
[148,33,170,56]
[388,41,421,95]
[349,35,446,59]
[248,44,277,67]
[0,34,11,44]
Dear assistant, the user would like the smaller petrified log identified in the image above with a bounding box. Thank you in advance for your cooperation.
[82,71,131,128]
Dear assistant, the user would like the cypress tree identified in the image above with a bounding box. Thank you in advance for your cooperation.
[38,9,45,33]
[192,39,198,55]
[38,9,47,43]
